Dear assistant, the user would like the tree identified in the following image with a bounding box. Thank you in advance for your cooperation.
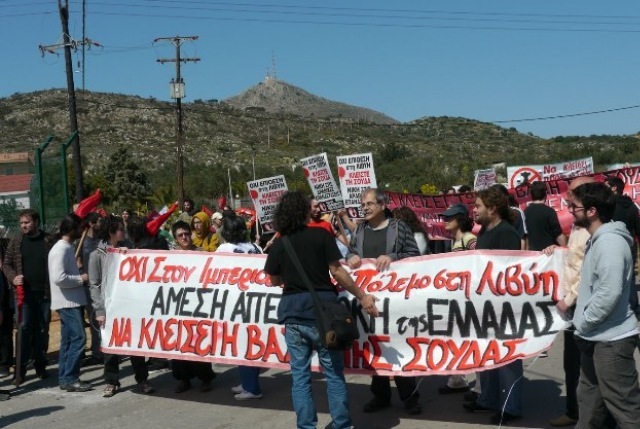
[0,197,20,228]
[102,146,150,209]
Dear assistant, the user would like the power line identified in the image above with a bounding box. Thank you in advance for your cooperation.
[79,11,640,33]
[492,104,640,124]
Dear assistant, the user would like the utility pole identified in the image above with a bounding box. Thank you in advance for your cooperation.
[58,0,84,202]
[154,35,200,206]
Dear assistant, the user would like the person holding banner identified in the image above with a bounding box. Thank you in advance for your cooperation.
[346,188,422,416]
[216,214,265,400]
[570,182,640,428]
[169,221,216,395]
[264,190,379,429]
[438,203,477,396]
[90,215,155,398]
[464,187,523,425]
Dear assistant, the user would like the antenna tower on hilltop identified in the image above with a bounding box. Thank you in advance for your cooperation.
[265,51,277,82]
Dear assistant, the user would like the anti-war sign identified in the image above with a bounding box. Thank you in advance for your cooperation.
[101,248,565,376]
[507,156,593,188]
[337,153,377,218]
[247,175,288,232]
[300,153,344,212]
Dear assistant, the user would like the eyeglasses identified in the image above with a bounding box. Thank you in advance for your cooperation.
[567,203,585,213]
[360,201,380,209]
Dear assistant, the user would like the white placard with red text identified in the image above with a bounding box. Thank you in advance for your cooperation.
[300,153,344,212]
[247,175,288,232]
[507,157,593,188]
[336,153,377,218]
[101,248,566,376]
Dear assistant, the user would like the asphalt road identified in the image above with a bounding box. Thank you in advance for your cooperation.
[1,328,639,429]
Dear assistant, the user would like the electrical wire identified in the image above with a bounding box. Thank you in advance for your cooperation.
[492,104,640,124]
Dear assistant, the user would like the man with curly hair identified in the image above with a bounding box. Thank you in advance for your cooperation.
[264,190,378,429]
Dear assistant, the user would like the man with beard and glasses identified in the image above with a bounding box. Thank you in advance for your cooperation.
[570,182,640,428]
[346,188,422,416]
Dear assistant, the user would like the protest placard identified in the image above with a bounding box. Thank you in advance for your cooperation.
[300,153,344,212]
[474,168,496,190]
[507,157,593,188]
[246,175,288,232]
[337,153,377,218]
[102,248,566,376]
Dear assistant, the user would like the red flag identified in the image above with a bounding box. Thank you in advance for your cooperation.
[146,202,178,236]
[217,196,227,210]
[201,204,213,217]
[96,208,108,217]
[74,189,102,218]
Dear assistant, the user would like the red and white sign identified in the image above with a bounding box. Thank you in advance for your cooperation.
[507,157,593,188]
[300,153,344,212]
[246,175,288,232]
[337,153,377,218]
[102,248,566,376]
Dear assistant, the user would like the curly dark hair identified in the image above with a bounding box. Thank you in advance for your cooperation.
[98,215,124,242]
[477,188,514,223]
[392,206,427,235]
[273,191,310,236]
[221,214,249,244]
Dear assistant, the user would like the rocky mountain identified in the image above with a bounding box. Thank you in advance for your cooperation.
[223,78,398,124]
[0,87,637,203]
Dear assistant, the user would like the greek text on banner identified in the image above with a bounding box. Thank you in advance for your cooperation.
[101,248,566,376]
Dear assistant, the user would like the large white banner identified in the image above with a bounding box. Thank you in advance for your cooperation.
[101,248,566,376]
[336,153,377,218]
[246,175,288,232]
[300,152,344,212]
[507,156,593,188]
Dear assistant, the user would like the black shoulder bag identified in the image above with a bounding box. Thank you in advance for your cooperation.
[282,236,360,350]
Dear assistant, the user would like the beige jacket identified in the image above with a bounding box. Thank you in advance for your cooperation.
[562,226,590,307]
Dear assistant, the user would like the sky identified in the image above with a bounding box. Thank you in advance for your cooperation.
[2,0,640,138]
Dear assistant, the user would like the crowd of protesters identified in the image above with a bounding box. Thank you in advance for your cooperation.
[0,181,639,429]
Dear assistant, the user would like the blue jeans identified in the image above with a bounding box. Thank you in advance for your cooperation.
[239,366,262,395]
[285,323,351,429]
[477,360,523,416]
[57,307,86,385]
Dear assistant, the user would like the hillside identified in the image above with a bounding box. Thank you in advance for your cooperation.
[1,88,637,206]
[223,78,398,124]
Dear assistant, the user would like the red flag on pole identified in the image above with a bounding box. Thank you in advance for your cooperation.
[146,201,178,236]
[74,189,102,218]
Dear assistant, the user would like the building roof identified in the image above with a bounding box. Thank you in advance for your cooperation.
[0,174,33,193]
[0,152,32,164]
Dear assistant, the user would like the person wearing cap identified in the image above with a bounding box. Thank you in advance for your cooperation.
[210,212,223,231]
[438,203,478,397]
